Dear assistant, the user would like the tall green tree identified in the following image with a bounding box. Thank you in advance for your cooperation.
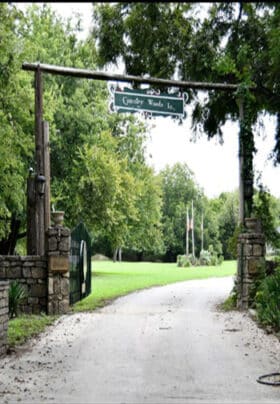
[93,3,280,222]
[1,3,164,257]
[214,191,239,259]
[253,185,280,250]
[159,163,205,261]
[0,4,34,254]
[21,4,164,257]
[93,3,279,138]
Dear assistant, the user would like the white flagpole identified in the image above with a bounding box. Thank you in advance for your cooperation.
[201,213,204,252]
[186,207,189,256]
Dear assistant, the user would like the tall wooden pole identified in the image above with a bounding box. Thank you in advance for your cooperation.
[35,66,45,255]
[43,121,51,232]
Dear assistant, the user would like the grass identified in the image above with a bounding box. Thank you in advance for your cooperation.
[8,314,57,347]
[219,294,237,311]
[74,260,237,312]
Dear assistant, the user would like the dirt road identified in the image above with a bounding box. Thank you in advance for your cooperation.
[1,276,280,403]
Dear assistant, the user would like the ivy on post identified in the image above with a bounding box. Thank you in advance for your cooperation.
[236,84,256,225]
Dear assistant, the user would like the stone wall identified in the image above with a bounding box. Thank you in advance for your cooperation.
[0,256,47,314]
[0,225,71,317]
[237,218,266,310]
[47,226,70,315]
[0,281,9,356]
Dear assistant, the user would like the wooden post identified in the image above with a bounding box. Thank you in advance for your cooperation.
[35,66,45,255]
[238,98,245,225]
[26,176,36,255]
[43,121,51,232]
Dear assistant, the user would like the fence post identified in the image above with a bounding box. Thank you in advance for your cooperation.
[46,221,70,315]
[0,281,9,357]
[237,218,265,309]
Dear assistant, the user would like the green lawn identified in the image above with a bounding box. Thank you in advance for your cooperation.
[74,260,237,312]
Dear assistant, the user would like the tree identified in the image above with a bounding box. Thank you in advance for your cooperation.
[0,3,164,258]
[215,191,239,259]
[159,163,205,261]
[93,3,280,221]
[0,4,34,254]
[123,165,164,260]
[253,184,280,250]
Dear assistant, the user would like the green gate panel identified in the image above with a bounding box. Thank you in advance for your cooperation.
[70,222,92,305]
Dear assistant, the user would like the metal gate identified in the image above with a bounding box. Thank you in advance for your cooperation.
[70,222,92,305]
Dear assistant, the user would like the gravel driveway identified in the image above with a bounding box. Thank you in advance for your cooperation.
[0,276,280,403]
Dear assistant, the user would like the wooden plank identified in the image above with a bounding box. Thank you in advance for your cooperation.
[22,62,250,91]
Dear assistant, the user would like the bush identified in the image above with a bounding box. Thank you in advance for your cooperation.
[177,250,223,268]
[199,250,212,265]
[177,254,191,267]
[199,248,223,266]
[255,269,280,331]
[9,281,28,319]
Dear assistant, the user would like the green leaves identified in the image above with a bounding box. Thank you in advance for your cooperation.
[159,163,204,260]
[9,281,28,319]
[93,3,280,163]
[256,269,280,331]
[253,184,280,249]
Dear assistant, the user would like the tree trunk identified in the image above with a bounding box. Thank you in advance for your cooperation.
[0,214,21,255]
[113,248,118,262]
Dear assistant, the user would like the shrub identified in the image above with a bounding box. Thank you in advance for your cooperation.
[9,281,28,319]
[177,254,191,268]
[255,269,280,331]
[177,250,223,268]
[199,250,211,266]
[218,255,224,265]
[199,248,223,266]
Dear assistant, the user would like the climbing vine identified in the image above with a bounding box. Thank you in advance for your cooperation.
[236,84,258,218]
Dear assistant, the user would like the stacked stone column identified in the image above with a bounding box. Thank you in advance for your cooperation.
[47,226,70,315]
[237,218,265,310]
[0,281,9,356]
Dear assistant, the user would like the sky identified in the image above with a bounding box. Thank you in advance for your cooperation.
[16,2,280,199]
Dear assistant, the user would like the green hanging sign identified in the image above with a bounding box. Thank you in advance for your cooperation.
[110,87,187,119]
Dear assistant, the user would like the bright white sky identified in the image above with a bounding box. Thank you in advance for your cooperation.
[17,2,280,199]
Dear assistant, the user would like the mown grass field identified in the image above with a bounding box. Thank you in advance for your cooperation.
[74,260,237,312]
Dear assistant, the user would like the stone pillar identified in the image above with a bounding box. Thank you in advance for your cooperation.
[0,281,9,357]
[46,225,70,315]
[237,218,266,310]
